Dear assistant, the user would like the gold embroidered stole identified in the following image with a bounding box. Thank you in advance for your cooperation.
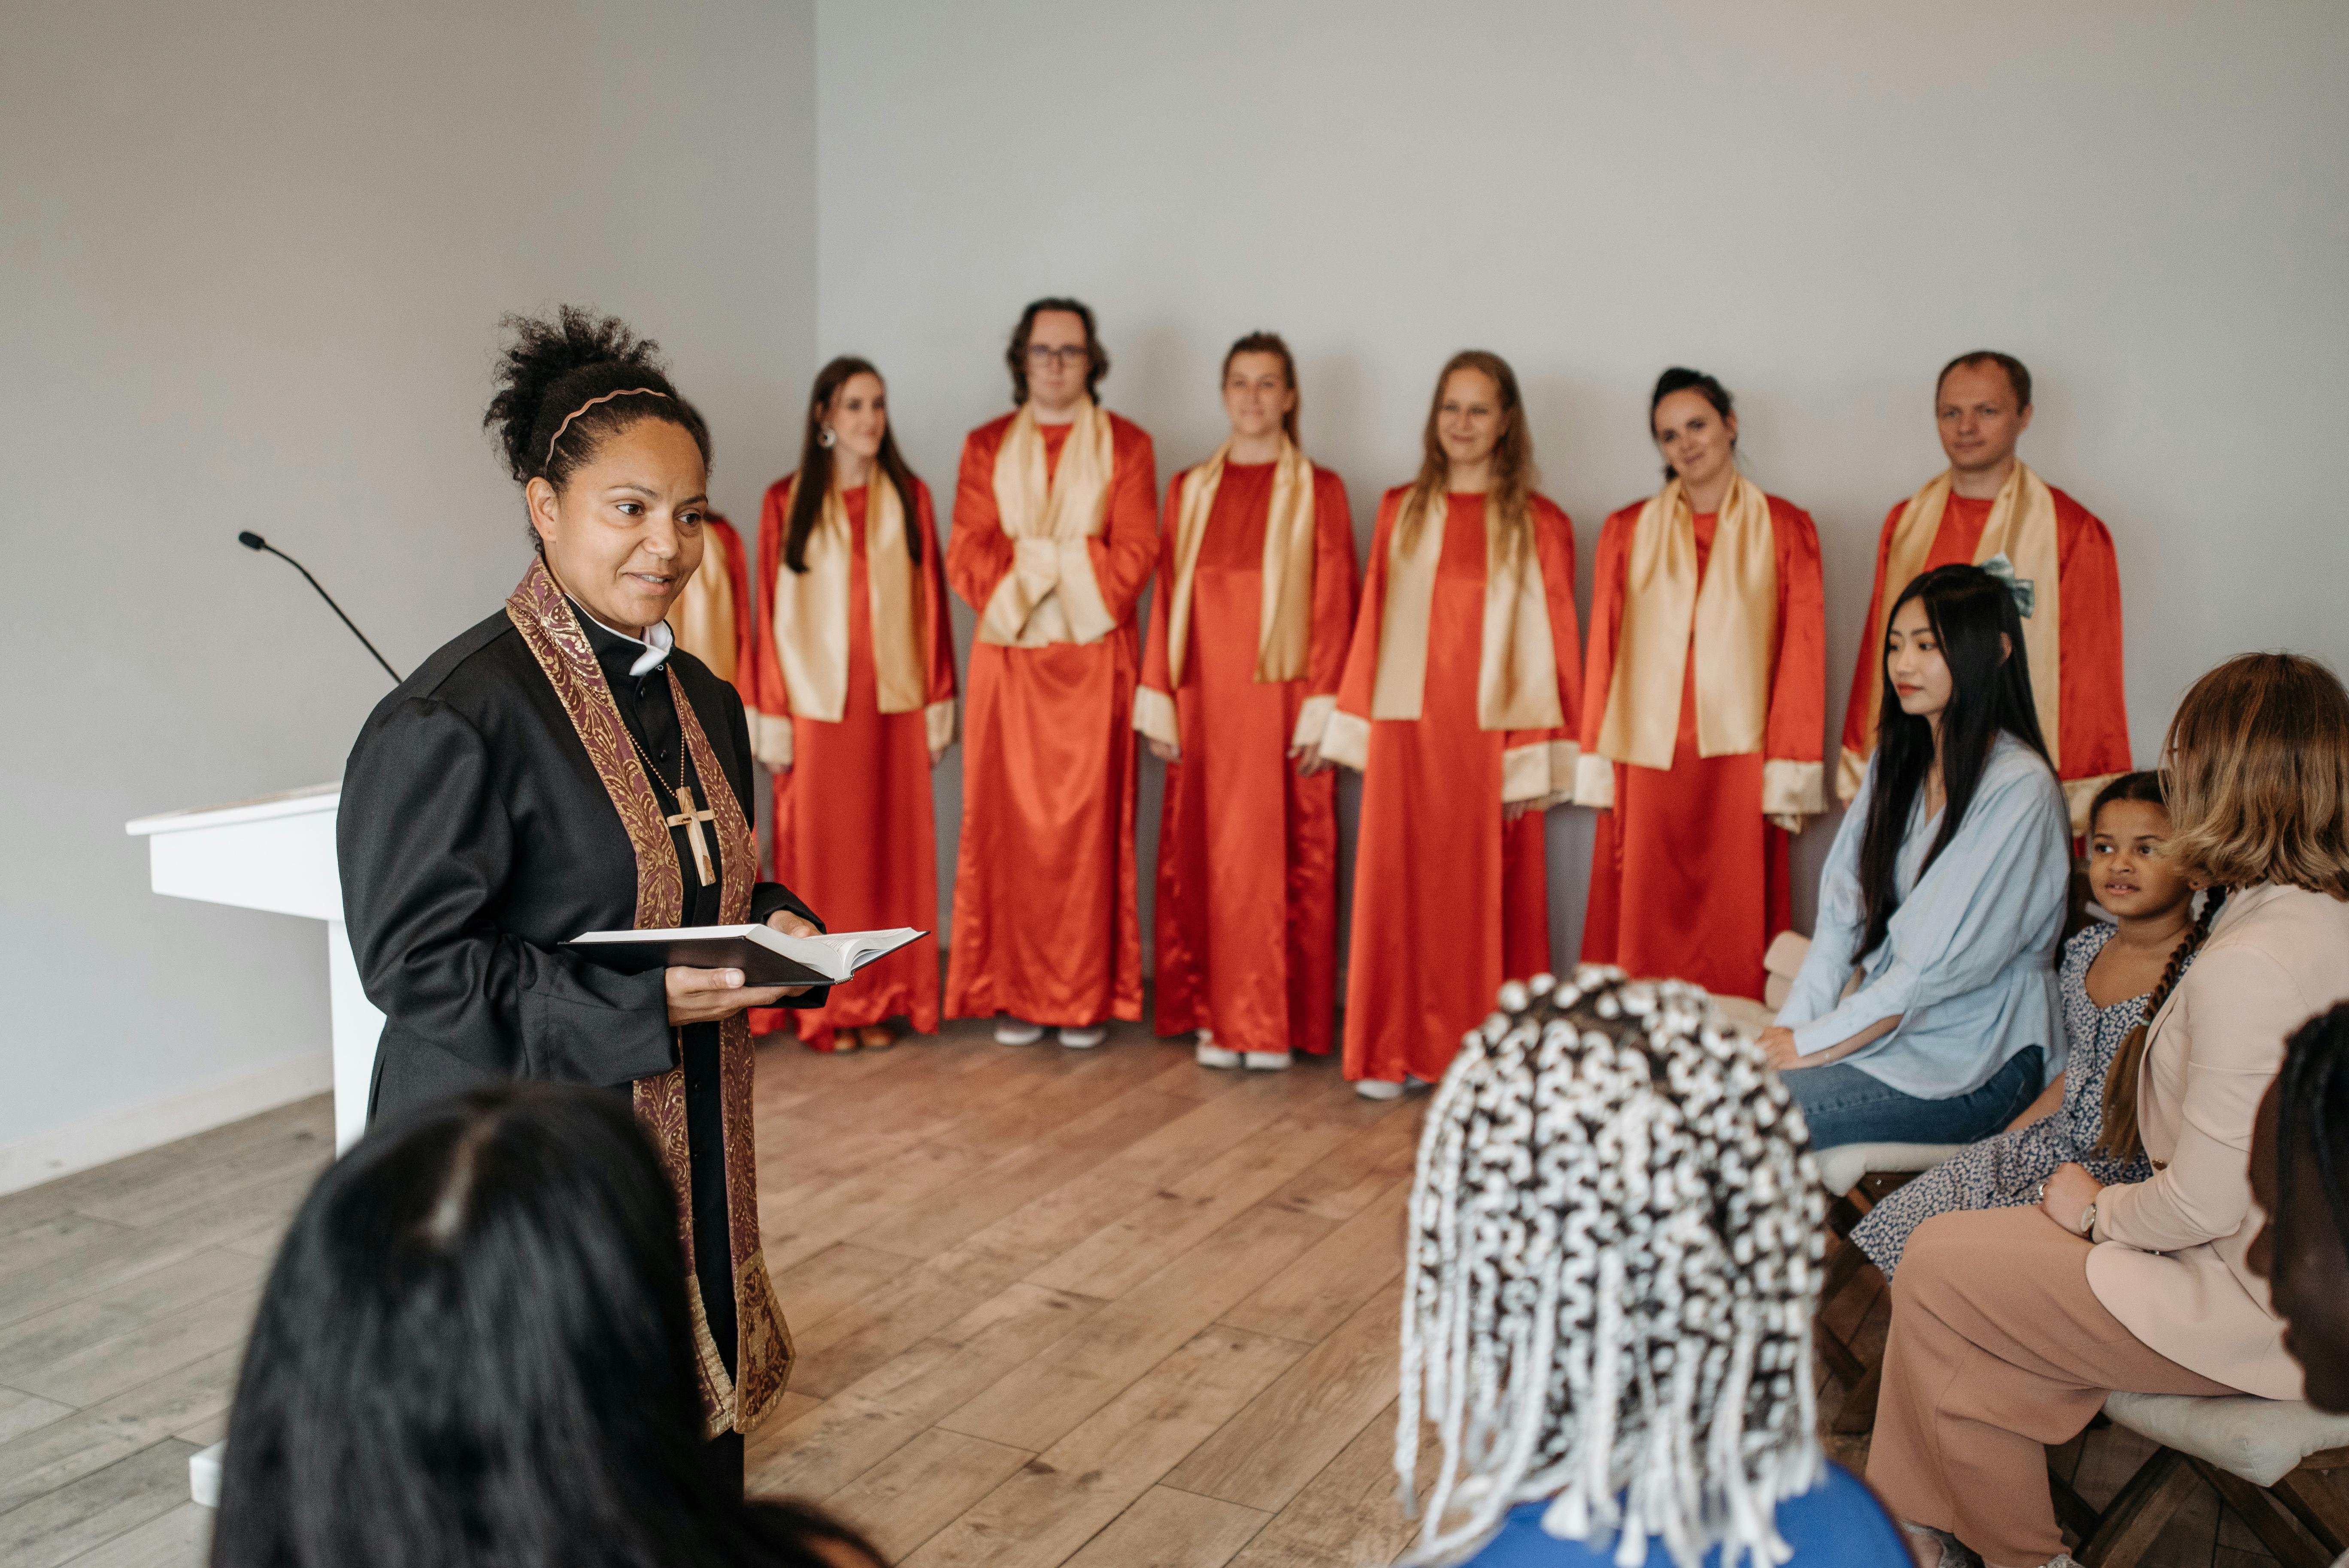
[1370,490,1564,731]
[1594,474,1778,769]
[769,473,928,720]
[1846,462,2063,796]
[1164,438,1317,686]
[979,400,1118,648]
[670,527,739,684]
[504,557,794,1437]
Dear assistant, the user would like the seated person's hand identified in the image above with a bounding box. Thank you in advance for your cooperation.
[2040,1161,2105,1235]
[665,966,790,1024]
[1758,1025,1803,1070]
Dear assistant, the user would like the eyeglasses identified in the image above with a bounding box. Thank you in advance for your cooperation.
[1025,344,1090,368]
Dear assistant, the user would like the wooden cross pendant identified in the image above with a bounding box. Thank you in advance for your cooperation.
[666,784,718,886]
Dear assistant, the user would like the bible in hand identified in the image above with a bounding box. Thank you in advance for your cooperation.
[562,925,927,988]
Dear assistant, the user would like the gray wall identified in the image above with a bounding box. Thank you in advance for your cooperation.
[815,0,2349,963]
[10,0,2348,1172]
[0,0,816,1174]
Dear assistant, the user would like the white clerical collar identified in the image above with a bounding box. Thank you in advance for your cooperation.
[575,604,675,677]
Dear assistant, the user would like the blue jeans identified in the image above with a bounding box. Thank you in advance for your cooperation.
[1782,1047,2045,1150]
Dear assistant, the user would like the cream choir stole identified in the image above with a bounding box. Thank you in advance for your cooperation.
[1840,461,2062,801]
[1322,486,1571,803]
[1579,472,1819,823]
[978,400,1118,648]
[1160,437,1318,686]
[768,472,929,723]
[670,527,738,684]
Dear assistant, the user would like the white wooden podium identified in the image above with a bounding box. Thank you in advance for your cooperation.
[125,781,384,1507]
[124,783,381,1154]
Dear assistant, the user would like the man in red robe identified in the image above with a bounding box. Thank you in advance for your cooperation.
[1839,351,2129,831]
[944,299,1158,1047]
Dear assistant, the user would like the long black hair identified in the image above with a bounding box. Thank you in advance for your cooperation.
[782,356,923,573]
[210,1085,879,1568]
[1854,563,2050,960]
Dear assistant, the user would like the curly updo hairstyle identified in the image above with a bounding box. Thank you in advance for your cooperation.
[483,306,714,548]
[1397,967,1828,1568]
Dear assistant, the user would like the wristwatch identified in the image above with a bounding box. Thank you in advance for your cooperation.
[2078,1201,2098,1239]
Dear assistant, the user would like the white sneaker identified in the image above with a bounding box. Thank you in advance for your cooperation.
[994,1017,1045,1046]
[1058,1025,1107,1049]
[1354,1078,1403,1100]
[1196,1035,1242,1068]
[1243,1051,1292,1071]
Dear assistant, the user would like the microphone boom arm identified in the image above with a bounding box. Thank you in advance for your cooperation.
[237,532,402,684]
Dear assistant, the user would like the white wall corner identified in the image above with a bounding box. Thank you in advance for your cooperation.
[0,1051,333,1197]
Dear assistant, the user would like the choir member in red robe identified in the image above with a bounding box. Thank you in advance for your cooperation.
[668,510,755,691]
[1322,351,1579,1099]
[1136,333,1359,1071]
[745,358,956,1051]
[1839,351,2129,832]
[1577,369,1826,1002]
[944,299,1158,1048]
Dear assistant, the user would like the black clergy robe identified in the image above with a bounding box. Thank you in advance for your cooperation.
[339,575,820,1450]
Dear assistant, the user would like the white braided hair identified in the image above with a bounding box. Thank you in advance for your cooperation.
[1396,966,1828,1568]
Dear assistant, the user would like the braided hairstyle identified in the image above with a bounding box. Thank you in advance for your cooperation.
[482,306,713,549]
[1397,967,1827,1568]
[2083,769,2212,1162]
[2276,1004,2349,1280]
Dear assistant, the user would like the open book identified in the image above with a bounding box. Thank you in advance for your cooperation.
[562,925,927,988]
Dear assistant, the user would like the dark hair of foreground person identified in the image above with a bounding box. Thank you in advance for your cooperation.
[211,1084,879,1568]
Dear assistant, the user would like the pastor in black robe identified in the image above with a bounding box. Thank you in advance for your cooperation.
[339,577,819,1473]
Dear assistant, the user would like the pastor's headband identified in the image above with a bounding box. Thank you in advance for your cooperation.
[546,387,670,464]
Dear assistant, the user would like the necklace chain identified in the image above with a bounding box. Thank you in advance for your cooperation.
[619,708,690,801]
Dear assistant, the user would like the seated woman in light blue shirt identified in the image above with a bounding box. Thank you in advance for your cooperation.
[1760,563,2070,1150]
[1399,969,1911,1568]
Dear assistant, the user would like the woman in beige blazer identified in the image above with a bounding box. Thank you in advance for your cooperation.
[1865,651,2349,1568]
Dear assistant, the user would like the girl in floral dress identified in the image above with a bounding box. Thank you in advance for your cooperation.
[1852,772,2208,1274]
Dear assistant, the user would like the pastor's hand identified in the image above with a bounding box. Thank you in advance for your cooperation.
[1289,742,1331,777]
[665,966,791,1023]
[1146,737,1180,764]
[761,909,821,998]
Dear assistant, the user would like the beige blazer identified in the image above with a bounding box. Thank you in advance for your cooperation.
[2086,881,2349,1399]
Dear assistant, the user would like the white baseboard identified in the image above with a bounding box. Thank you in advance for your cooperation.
[0,1051,333,1196]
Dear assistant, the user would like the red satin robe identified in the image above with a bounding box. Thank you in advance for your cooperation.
[1579,497,1825,1001]
[1141,462,1358,1056]
[1840,484,2129,808]
[1337,489,1580,1086]
[745,478,957,1048]
[943,412,1159,1026]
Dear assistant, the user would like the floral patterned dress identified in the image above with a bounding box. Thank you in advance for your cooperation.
[1850,920,2167,1276]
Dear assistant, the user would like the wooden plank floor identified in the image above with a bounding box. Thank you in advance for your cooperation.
[0,1014,2296,1567]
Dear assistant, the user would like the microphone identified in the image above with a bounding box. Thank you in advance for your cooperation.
[237,531,402,684]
